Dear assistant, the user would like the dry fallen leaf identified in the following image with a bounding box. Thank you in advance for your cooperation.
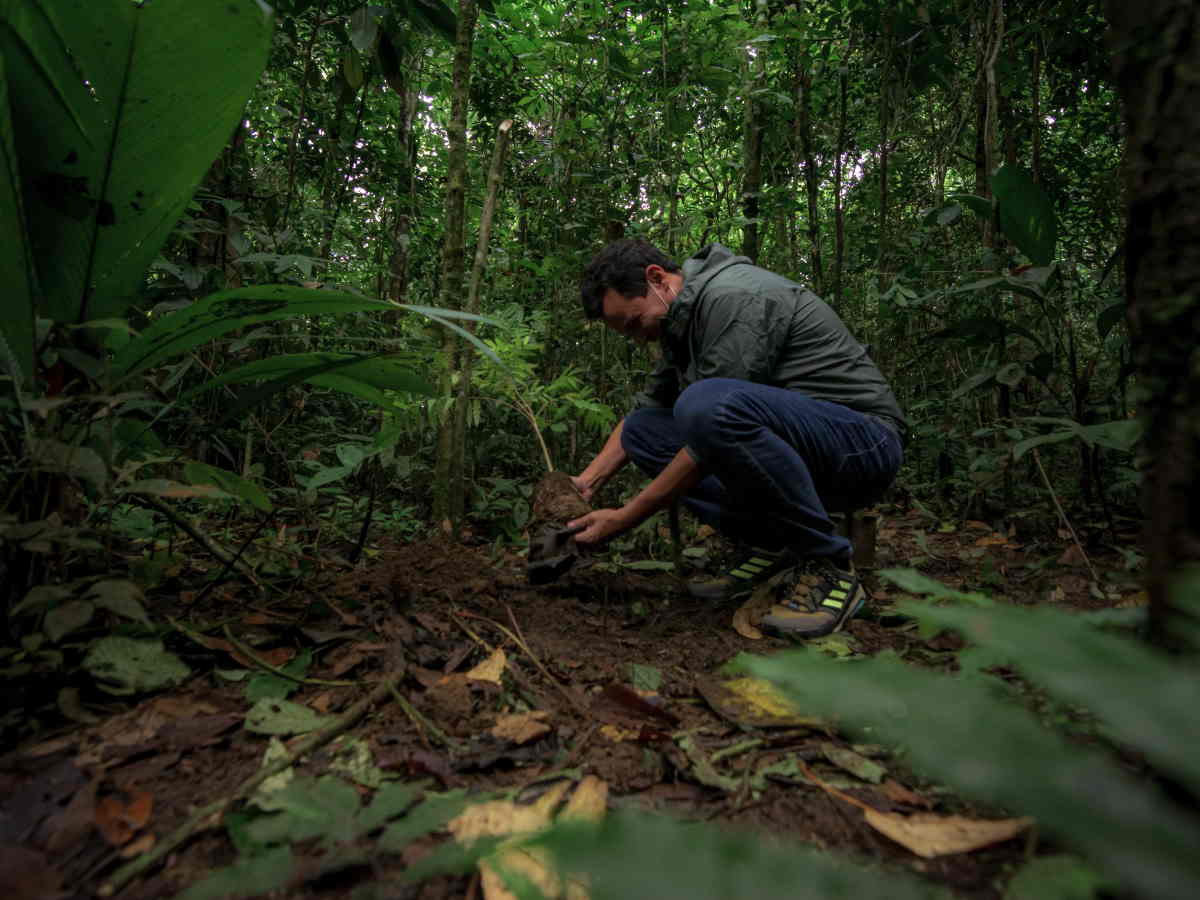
[466,648,508,684]
[492,711,552,745]
[598,725,640,743]
[863,810,1033,858]
[95,790,154,847]
[731,604,764,640]
[698,676,823,729]
[118,831,156,859]
[880,779,931,809]
[1057,544,1089,568]
[450,778,606,900]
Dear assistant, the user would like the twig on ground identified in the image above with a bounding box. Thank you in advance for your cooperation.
[191,512,276,605]
[135,495,263,589]
[99,675,401,896]
[386,681,461,753]
[216,624,359,687]
[1032,448,1101,583]
[710,738,764,765]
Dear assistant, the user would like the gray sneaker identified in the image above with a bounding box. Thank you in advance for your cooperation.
[687,547,793,601]
[759,558,865,638]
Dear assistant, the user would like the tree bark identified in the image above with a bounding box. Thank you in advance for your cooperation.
[432,0,480,532]
[794,41,823,293]
[448,119,514,524]
[740,0,769,263]
[833,50,849,310]
[1106,0,1200,629]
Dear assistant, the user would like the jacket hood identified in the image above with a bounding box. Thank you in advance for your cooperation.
[661,243,749,344]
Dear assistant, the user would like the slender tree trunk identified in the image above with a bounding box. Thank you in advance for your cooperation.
[740,0,769,263]
[321,79,368,261]
[448,119,514,524]
[1031,34,1042,183]
[281,1,326,230]
[833,49,849,309]
[388,55,422,305]
[1106,0,1200,630]
[432,0,479,532]
[794,42,823,293]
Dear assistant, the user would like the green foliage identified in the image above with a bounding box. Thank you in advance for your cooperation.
[533,812,939,900]
[991,165,1058,266]
[735,570,1200,900]
[0,0,273,375]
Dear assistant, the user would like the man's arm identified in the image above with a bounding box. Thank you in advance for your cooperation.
[572,419,629,501]
[569,448,703,546]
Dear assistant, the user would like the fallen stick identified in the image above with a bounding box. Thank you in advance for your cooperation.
[99,674,401,897]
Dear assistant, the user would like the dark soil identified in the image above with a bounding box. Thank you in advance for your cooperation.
[0,506,1143,900]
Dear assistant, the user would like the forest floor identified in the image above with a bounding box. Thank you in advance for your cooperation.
[1,505,1145,900]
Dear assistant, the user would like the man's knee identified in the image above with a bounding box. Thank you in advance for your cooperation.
[673,378,749,445]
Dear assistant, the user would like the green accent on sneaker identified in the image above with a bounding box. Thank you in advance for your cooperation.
[687,546,793,602]
[759,559,867,638]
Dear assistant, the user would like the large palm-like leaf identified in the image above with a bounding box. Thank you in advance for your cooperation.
[0,0,272,342]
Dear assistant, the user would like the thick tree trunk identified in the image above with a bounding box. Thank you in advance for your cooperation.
[432,0,480,532]
[1106,0,1200,628]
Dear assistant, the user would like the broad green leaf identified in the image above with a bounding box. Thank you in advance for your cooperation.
[1011,430,1076,462]
[400,304,504,365]
[85,579,149,624]
[83,636,190,695]
[13,584,73,617]
[626,663,663,692]
[2,0,273,324]
[533,813,938,900]
[379,790,468,852]
[743,651,1200,900]
[181,352,434,415]
[1097,301,1126,340]
[1078,419,1142,453]
[245,650,311,703]
[44,599,95,642]
[0,59,36,380]
[110,285,397,381]
[878,568,992,605]
[947,192,994,220]
[992,165,1058,265]
[177,846,293,900]
[245,698,331,735]
[995,362,1024,387]
[243,776,362,847]
[27,438,108,488]
[305,465,354,490]
[349,6,379,52]
[123,479,232,501]
[184,462,273,513]
[905,601,1200,797]
[357,782,422,832]
[1004,855,1111,900]
[950,369,996,400]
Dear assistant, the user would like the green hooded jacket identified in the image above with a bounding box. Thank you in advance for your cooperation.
[633,243,907,435]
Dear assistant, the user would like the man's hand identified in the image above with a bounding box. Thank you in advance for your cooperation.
[567,508,633,547]
[570,474,595,502]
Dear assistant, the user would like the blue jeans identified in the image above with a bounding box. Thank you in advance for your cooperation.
[621,378,903,560]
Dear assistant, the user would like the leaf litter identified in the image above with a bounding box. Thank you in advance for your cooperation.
[0,513,1139,898]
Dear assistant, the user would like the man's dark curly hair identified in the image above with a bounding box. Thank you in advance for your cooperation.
[579,239,682,319]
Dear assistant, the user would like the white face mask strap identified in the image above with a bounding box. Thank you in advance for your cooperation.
[650,281,670,311]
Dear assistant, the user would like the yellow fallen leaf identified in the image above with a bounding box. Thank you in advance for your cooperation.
[698,676,824,729]
[450,779,606,900]
[466,648,508,684]
[598,724,639,743]
[863,810,1033,858]
[492,711,552,745]
[561,776,608,823]
[731,604,764,640]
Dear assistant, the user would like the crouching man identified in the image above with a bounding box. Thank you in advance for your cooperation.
[567,239,906,638]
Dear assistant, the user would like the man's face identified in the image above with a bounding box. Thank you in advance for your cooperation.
[600,287,667,343]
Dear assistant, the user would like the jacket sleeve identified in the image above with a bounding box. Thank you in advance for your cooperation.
[690,289,791,384]
[630,359,680,412]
